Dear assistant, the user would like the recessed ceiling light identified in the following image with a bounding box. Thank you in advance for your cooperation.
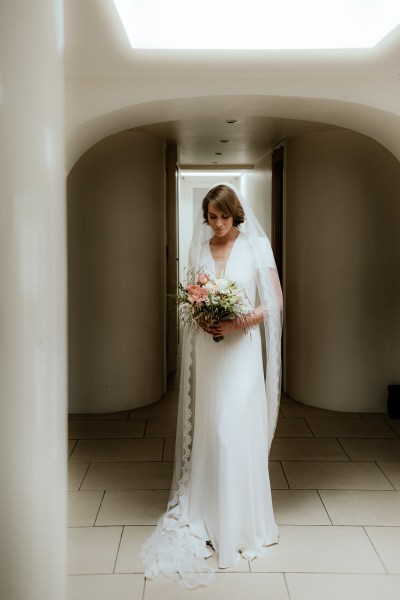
[113,0,400,50]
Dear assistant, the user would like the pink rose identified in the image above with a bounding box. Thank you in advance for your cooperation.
[197,273,209,285]
[187,285,208,304]
[186,284,200,294]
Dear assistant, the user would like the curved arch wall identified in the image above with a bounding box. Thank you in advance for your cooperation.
[68,130,165,413]
[285,129,400,412]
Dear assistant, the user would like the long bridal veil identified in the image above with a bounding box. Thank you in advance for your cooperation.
[141,182,283,588]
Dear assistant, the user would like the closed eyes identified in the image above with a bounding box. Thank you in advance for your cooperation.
[208,213,230,220]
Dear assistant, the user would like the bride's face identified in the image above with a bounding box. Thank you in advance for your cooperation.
[207,204,234,238]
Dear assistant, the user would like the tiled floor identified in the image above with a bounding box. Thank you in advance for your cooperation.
[68,368,400,599]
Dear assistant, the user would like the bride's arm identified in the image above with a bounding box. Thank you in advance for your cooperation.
[236,267,283,330]
[210,268,283,336]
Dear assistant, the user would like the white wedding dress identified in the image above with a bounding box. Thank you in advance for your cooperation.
[186,232,279,567]
[141,231,279,586]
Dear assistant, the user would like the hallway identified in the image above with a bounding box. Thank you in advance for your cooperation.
[68,364,400,599]
[3,2,400,598]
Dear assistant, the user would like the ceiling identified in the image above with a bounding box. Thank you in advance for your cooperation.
[65,0,400,168]
[134,116,337,166]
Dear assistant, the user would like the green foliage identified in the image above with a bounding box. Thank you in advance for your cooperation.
[170,268,250,334]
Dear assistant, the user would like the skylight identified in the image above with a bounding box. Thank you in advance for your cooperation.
[113,0,400,50]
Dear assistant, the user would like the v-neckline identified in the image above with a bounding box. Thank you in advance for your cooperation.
[208,232,241,277]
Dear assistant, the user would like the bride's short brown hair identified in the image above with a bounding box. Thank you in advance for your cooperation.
[202,184,245,227]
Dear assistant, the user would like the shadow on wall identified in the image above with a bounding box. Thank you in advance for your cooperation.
[67,130,165,413]
[285,129,400,413]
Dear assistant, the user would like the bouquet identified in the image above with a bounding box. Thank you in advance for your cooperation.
[173,269,251,342]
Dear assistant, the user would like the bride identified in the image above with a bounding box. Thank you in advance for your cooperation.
[141,183,283,588]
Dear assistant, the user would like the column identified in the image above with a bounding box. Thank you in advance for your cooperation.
[0,1,67,599]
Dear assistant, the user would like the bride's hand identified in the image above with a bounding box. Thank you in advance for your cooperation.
[206,319,239,337]
[210,309,263,337]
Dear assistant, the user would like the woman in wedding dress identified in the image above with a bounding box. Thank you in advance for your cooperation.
[141,183,283,588]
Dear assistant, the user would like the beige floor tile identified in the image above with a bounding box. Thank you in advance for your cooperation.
[272,490,331,525]
[250,525,384,573]
[365,527,400,574]
[280,403,361,419]
[129,400,179,418]
[69,410,130,420]
[280,394,295,403]
[68,491,104,527]
[360,412,389,419]
[387,419,400,435]
[270,438,349,461]
[282,461,394,490]
[144,573,289,600]
[269,461,289,489]
[286,573,400,600]
[68,464,89,491]
[68,440,77,458]
[69,438,163,463]
[275,418,313,437]
[68,419,146,439]
[206,553,250,573]
[338,438,400,461]
[67,574,144,600]
[115,529,250,575]
[81,461,173,490]
[161,389,180,403]
[96,490,169,526]
[319,490,400,525]
[378,462,400,490]
[67,462,89,492]
[306,418,396,438]
[163,437,176,461]
[68,526,123,574]
[145,419,177,438]
[115,525,154,573]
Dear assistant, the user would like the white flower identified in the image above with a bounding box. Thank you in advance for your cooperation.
[216,277,229,290]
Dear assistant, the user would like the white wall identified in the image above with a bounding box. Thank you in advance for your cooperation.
[241,152,273,238]
[178,175,240,281]
[68,131,165,412]
[285,130,400,412]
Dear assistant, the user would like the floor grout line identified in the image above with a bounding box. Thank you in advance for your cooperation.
[375,461,397,490]
[304,418,316,437]
[112,525,125,574]
[93,489,106,527]
[78,463,91,491]
[279,461,291,489]
[362,526,389,574]
[283,572,292,600]
[142,576,147,600]
[335,437,352,461]
[316,489,333,525]
[384,418,400,437]
[67,397,400,592]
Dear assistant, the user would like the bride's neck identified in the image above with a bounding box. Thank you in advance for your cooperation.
[210,228,240,246]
